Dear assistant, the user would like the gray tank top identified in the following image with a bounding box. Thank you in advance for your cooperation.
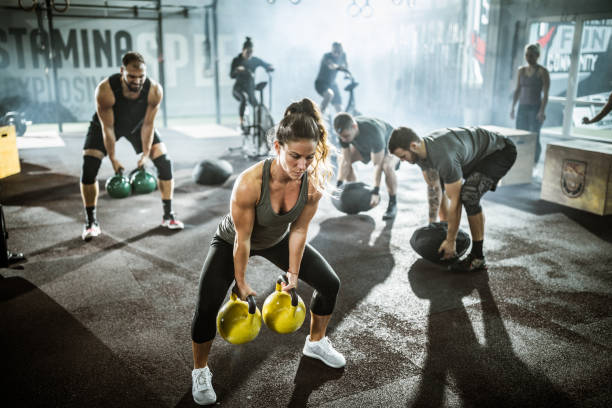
[519,67,543,106]
[216,158,309,250]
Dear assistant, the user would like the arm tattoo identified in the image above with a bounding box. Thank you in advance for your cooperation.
[424,170,441,222]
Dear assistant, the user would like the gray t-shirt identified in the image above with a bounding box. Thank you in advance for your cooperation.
[416,127,509,184]
[339,116,394,161]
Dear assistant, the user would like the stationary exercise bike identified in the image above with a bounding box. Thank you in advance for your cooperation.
[230,70,275,160]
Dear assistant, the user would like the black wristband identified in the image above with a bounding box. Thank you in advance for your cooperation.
[336,180,344,187]
[372,186,380,195]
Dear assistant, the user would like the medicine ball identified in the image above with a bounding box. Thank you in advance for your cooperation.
[192,159,233,185]
[331,182,373,215]
[409,221,471,265]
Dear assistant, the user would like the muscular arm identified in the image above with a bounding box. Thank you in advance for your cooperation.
[371,150,385,191]
[287,189,322,286]
[443,180,463,242]
[423,169,443,223]
[511,67,522,114]
[585,93,612,124]
[140,82,163,159]
[95,81,117,161]
[230,171,259,298]
[538,67,550,119]
[337,147,352,182]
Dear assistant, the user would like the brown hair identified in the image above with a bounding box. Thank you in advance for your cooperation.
[274,98,333,194]
[332,112,354,135]
[122,51,145,67]
[388,127,420,153]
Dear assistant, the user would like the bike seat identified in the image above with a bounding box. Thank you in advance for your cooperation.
[255,81,268,91]
[345,82,359,92]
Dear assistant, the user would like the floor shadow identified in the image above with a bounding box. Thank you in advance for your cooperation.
[0,276,166,408]
[288,356,345,407]
[408,259,576,407]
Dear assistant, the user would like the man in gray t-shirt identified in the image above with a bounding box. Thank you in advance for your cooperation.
[388,126,517,272]
[334,113,400,220]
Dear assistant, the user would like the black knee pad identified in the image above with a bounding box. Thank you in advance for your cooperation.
[81,155,102,184]
[153,154,173,180]
[461,172,494,216]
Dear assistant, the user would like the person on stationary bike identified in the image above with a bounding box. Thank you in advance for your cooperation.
[314,42,348,116]
[230,37,274,133]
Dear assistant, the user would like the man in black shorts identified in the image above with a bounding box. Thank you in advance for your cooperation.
[333,112,399,220]
[80,51,183,241]
[315,42,348,115]
[388,126,516,272]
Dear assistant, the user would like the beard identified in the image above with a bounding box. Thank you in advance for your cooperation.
[127,82,143,92]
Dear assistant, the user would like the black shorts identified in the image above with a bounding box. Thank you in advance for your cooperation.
[470,139,517,189]
[314,80,342,105]
[83,122,162,155]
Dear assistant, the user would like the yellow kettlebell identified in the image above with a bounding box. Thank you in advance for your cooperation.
[262,274,306,334]
[216,291,262,345]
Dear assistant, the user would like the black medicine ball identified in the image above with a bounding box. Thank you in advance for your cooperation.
[192,159,233,185]
[409,222,471,265]
[331,182,373,215]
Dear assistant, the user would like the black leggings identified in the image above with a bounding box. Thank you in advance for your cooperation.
[191,234,340,343]
[232,84,257,119]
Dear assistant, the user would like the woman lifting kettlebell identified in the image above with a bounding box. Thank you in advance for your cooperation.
[190,98,345,406]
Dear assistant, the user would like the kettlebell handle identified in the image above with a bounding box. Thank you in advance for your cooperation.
[232,285,258,315]
[277,274,298,307]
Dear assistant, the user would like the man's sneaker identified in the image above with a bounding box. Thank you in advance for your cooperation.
[303,335,346,368]
[192,366,216,405]
[161,215,184,230]
[450,253,487,273]
[382,201,397,220]
[81,222,101,241]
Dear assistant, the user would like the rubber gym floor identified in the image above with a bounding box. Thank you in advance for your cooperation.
[1,125,611,407]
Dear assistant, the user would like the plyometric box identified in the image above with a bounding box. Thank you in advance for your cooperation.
[0,125,21,179]
[541,139,612,216]
[481,125,536,185]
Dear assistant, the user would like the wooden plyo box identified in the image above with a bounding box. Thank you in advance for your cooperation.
[481,125,536,185]
[541,140,612,215]
[0,125,21,179]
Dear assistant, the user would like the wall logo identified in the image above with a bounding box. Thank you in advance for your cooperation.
[560,159,587,198]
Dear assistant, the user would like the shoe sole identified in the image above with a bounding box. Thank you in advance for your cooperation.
[303,349,346,368]
[193,394,217,406]
[161,224,184,230]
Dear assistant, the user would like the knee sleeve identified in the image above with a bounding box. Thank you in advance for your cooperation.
[461,172,494,216]
[81,155,102,184]
[153,154,173,180]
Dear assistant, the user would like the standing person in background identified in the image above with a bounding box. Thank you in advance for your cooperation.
[582,92,612,124]
[230,37,274,133]
[314,42,348,116]
[510,43,550,164]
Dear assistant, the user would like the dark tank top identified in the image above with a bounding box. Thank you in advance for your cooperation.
[90,73,151,135]
[519,67,543,106]
[216,158,309,250]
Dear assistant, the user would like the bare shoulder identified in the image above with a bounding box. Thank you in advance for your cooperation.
[148,79,163,104]
[233,161,264,205]
[95,78,114,107]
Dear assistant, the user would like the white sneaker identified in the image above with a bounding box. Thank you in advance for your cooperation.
[302,335,346,368]
[81,222,101,241]
[161,216,184,230]
[192,366,216,405]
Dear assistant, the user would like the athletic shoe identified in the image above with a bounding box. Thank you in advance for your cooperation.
[382,201,397,220]
[450,253,487,273]
[81,222,101,241]
[192,366,216,406]
[303,335,346,368]
[161,215,184,230]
